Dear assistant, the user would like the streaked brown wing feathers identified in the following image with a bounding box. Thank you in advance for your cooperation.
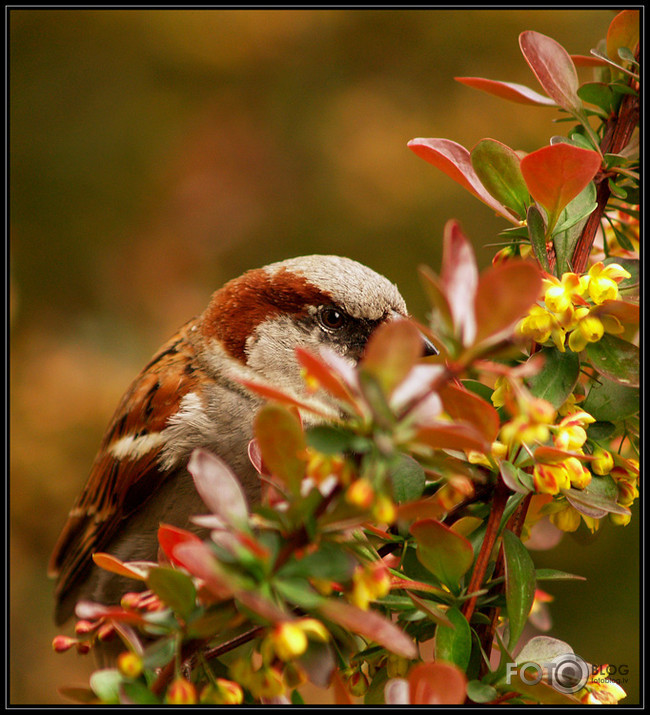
[48,320,203,600]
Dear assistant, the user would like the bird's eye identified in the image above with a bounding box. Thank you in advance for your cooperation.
[318,306,347,331]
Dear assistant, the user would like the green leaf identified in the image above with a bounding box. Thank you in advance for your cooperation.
[582,376,639,421]
[500,461,532,495]
[552,183,597,275]
[407,138,516,222]
[516,635,574,665]
[527,205,550,271]
[141,635,177,669]
[471,139,530,219]
[535,568,586,582]
[89,669,122,705]
[306,424,367,455]
[410,519,474,593]
[586,334,639,387]
[389,453,426,503]
[502,530,536,650]
[120,681,161,705]
[563,482,630,518]
[434,606,472,671]
[577,82,613,112]
[146,567,197,621]
[274,578,325,609]
[466,680,499,704]
[526,347,580,408]
[278,541,356,582]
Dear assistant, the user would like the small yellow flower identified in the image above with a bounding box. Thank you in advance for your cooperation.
[592,448,614,475]
[165,677,198,705]
[616,479,638,507]
[549,503,581,532]
[517,305,562,346]
[585,262,631,305]
[578,664,627,704]
[271,621,309,662]
[564,456,592,489]
[533,462,570,495]
[372,495,396,524]
[200,679,244,705]
[568,312,604,352]
[610,512,632,527]
[117,651,143,679]
[346,478,375,510]
[351,561,391,610]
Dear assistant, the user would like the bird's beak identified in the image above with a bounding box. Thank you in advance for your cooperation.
[421,333,439,356]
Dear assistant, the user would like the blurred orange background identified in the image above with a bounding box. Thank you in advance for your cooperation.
[9,9,638,705]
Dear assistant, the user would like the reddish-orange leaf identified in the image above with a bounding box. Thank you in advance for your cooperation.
[407,138,515,221]
[455,76,556,106]
[319,600,417,659]
[606,10,639,61]
[571,54,609,68]
[361,319,423,396]
[438,382,500,443]
[295,347,358,409]
[415,422,489,455]
[519,31,581,114]
[237,378,330,418]
[474,259,543,346]
[91,553,150,581]
[441,220,478,346]
[534,446,596,463]
[408,661,467,704]
[520,144,601,224]
[157,524,203,567]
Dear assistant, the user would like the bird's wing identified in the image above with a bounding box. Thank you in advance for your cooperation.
[48,320,204,605]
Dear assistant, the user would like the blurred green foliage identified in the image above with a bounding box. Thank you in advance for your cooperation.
[9,9,637,704]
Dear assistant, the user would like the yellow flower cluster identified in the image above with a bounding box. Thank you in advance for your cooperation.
[577,665,627,705]
[517,263,631,352]
[350,561,392,610]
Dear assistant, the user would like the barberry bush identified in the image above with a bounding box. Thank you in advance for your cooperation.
[53,11,639,705]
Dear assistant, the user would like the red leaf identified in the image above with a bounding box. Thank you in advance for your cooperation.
[237,378,330,418]
[91,553,152,581]
[408,662,467,704]
[455,76,556,106]
[254,403,307,494]
[157,524,203,567]
[519,31,581,114]
[440,220,478,346]
[474,259,543,346]
[415,422,489,455]
[361,319,424,396]
[74,600,146,625]
[295,347,359,410]
[520,144,601,225]
[571,54,609,68]
[319,600,417,659]
[407,138,515,221]
[171,540,234,600]
[187,448,250,529]
[438,382,500,443]
[606,10,639,61]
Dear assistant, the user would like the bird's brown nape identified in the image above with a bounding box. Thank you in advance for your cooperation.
[200,267,333,362]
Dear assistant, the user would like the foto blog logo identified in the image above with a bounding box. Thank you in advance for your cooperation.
[506,653,590,694]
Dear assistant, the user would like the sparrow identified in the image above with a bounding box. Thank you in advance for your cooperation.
[49,255,436,624]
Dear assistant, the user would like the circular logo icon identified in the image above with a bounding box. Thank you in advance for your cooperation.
[548,653,590,694]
